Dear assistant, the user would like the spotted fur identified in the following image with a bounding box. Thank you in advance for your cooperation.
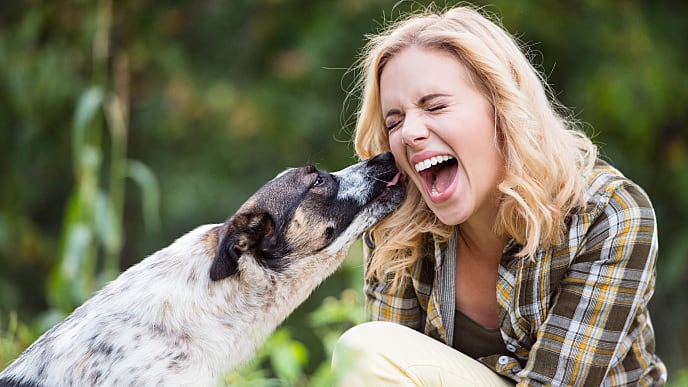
[0,153,403,387]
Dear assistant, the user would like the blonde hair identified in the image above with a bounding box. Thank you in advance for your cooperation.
[353,5,597,288]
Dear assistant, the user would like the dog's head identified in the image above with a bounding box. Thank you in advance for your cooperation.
[209,152,404,281]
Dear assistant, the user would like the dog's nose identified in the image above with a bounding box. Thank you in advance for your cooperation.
[367,152,395,165]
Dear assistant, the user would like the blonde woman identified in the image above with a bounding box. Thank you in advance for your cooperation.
[332,5,666,386]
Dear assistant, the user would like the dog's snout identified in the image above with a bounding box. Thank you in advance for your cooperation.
[366,152,395,166]
[365,152,398,178]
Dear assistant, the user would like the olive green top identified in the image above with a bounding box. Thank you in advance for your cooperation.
[452,308,509,359]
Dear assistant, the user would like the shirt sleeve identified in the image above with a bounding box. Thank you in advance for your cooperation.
[518,182,659,386]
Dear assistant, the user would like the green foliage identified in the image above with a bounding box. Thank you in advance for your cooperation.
[0,312,36,369]
[1,0,686,381]
[223,289,366,386]
[669,368,688,387]
[40,0,162,320]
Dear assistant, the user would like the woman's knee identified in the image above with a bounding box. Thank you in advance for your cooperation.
[334,321,407,360]
[332,322,515,387]
[332,322,419,386]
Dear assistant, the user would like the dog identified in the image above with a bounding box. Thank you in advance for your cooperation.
[0,152,403,387]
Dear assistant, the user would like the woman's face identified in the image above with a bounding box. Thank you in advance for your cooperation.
[380,46,504,226]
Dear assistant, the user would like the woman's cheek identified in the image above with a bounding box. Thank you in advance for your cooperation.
[388,132,409,172]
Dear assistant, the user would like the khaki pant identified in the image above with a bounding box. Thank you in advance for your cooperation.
[332,321,514,387]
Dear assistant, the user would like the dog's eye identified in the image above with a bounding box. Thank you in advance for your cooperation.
[324,226,335,241]
[313,175,325,187]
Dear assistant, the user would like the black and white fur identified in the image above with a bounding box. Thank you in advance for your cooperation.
[0,153,403,387]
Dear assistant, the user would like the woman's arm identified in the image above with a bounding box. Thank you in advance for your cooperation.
[519,182,660,386]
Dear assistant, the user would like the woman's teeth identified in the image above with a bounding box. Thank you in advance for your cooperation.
[414,155,454,173]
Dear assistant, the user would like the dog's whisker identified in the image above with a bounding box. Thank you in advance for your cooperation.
[365,173,390,183]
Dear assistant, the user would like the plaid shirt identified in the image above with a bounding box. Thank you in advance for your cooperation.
[364,162,667,386]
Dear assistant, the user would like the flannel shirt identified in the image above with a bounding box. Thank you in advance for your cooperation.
[364,162,667,386]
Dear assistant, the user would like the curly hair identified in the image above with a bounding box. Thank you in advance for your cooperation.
[352,5,598,288]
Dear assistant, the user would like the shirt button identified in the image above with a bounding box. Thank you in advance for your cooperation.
[506,344,517,352]
[498,356,510,365]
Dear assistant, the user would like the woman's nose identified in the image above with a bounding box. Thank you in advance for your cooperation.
[401,113,429,146]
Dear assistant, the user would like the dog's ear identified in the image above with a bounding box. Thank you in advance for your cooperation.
[209,212,275,281]
[209,234,241,281]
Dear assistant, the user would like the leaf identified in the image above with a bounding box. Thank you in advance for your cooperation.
[94,189,122,255]
[257,329,309,384]
[48,220,94,312]
[126,159,161,231]
[60,222,92,280]
[72,87,104,171]
[270,338,308,384]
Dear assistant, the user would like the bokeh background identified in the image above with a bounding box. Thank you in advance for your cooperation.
[1,0,686,385]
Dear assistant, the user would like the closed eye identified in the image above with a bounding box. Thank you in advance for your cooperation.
[386,120,401,131]
[427,104,447,112]
[384,108,403,132]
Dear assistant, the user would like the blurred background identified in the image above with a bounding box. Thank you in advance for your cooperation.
[1,0,686,385]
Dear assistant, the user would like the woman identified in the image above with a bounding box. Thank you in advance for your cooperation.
[332,5,666,386]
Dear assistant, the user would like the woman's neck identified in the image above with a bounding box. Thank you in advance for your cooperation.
[454,222,506,329]
[457,215,508,265]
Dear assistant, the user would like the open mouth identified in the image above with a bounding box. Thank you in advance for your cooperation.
[386,172,401,187]
[371,170,403,201]
[415,155,458,197]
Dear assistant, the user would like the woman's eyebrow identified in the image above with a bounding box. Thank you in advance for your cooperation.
[417,93,450,105]
[383,93,450,118]
[384,108,402,119]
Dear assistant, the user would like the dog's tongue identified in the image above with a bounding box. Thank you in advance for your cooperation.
[386,172,401,187]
